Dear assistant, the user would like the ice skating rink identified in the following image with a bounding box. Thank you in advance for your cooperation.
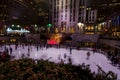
[1,44,120,79]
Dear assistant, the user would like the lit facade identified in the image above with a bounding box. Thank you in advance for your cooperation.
[49,0,97,33]
[93,0,120,36]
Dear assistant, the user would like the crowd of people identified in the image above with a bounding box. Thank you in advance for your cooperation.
[105,50,120,69]
[92,46,120,70]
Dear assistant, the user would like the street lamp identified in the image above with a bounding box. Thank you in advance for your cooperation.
[12,24,14,27]
[77,22,84,33]
[17,25,20,28]
[47,23,52,33]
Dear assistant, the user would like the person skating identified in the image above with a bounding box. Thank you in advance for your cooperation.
[86,51,90,60]
[9,47,12,55]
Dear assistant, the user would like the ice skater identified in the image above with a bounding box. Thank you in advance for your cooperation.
[9,47,12,55]
[86,51,90,60]
[64,53,67,58]
[69,46,72,54]
[58,54,61,60]
[36,46,39,51]
[28,47,30,53]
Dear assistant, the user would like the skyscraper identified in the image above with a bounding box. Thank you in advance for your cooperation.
[49,0,97,33]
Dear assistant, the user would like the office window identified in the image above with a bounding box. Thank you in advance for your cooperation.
[65,9,67,12]
[57,6,59,10]
[54,20,56,22]
[70,16,72,21]
[74,0,76,8]
[54,14,56,18]
[73,16,75,21]
[65,14,67,17]
[61,0,63,6]
[30,2,33,4]
[66,0,67,4]
[65,17,67,20]
[66,5,67,9]
[57,1,59,5]
[61,10,63,12]
[4,5,6,7]
[19,0,23,2]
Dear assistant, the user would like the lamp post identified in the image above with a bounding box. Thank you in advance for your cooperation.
[47,23,52,33]
[77,22,84,33]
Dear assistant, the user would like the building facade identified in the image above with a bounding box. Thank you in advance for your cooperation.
[0,0,40,26]
[49,0,97,33]
[92,0,120,36]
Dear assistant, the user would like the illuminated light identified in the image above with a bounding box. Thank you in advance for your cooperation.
[78,23,84,27]
[12,17,18,19]
[88,26,90,30]
[61,27,66,32]
[101,22,105,25]
[12,24,14,27]
[6,28,30,33]
[2,40,5,42]
[47,33,61,45]
[7,28,13,32]
[47,39,57,45]
[78,23,84,30]
[55,28,59,33]
[25,26,29,29]
[105,29,108,32]
[35,24,37,27]
[91,27,94,30]
[17,25,20,27]
[47,24,52,27]
[70,27,75,33]
[19,0,23,2]
[10,39,16,42]
[30,2,33,4]
[20,28,30,33]
[85,27,88,30]
[13,39,16,42]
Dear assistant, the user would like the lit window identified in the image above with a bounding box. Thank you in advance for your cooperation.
[4,5,6,7]
[19,0,23,2]
[33,8,35,10]
[112,0,117,2]
[87,8,89,10]
[30,2,33,4]
[0,14,3,16]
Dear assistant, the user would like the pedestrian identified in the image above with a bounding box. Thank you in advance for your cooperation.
[58,54,61,60]
[87,51,90,57]
[9,47,12,55]
[64,53,67,58]
[69,46,72,54]
[1,51,5,60]
[86,51,90,60]
[36,46,38,51]
[28,47,30,52]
